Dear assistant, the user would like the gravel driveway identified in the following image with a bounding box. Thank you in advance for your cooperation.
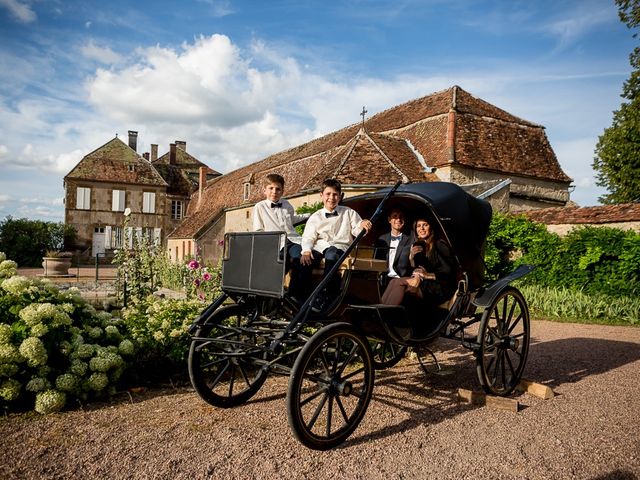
[1,319,639,480]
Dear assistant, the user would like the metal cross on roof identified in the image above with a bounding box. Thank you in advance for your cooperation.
[360,106,367,128]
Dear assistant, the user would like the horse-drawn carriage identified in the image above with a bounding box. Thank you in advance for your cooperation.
[188,181,533,450]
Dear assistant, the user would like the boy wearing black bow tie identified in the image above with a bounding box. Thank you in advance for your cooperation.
[252,173,309,298]
[300,178,372,311]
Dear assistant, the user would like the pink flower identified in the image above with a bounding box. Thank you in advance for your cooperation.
[202,272,212,281]
[198,293,205,300]
[188,260,199,270]
[194,278,201,287]
[217,239,224,246]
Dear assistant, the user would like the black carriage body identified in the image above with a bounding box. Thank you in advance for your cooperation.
[221,231,287,298]
[342,181,493,290]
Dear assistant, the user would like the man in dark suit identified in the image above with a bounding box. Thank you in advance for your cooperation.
[374,207,413,291]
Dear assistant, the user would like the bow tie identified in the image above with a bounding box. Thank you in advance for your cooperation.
[390,234,402,241]
[271,202,282,208]
[325,211,339,218]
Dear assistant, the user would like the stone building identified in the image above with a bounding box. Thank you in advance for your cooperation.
[524,203,640,235]
[167,85,573,263]
[63,131,219,258]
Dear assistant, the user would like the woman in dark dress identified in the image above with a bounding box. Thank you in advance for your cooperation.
[380,217,457,308]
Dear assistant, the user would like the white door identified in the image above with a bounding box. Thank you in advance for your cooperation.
[92,227,106,257]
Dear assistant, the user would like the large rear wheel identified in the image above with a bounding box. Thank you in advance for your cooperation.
[476,287,530,396]
[370,340,407,370]
[287,323,374,450]
[188,304,268,408]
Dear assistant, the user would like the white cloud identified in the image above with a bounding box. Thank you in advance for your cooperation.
[0,0,36,23]
[0,145,8,157]
[198,0,234,17]
[80,40,122,65]
[0,193,10,203]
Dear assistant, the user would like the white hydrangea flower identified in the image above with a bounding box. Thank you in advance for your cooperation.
[0,324,12,344]
[0,259,18,279]
[104,325,120,339]
[152,331,164,342]
[0,343,22,363]
[55,373,79,393]
[169,329,182,338]
[0,252,6,262]
[87,326,103,339]
[0,378,21,400]
[1,276,31,295]
[87,372,109,391]
[30,323,49,338]
[35,389,66,414]
[118,340,134,356]
[19,337,48,367]
[69,359,88,376]
[74,343,95,359]
[26,377,50,392]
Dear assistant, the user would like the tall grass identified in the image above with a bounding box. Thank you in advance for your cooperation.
[518,284,640,326]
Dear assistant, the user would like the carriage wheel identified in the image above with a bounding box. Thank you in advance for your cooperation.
[476,287,530,396]
[287,322,374,450]
[188,304,268,408]
[370,340,407,370]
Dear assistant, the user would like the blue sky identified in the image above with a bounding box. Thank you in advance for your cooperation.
[0,0,635,221]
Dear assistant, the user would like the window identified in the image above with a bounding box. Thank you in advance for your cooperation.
[142,192,156,213]
[112,190,125,212]
[76,187,91,210]
[111,227,123,248]
[243,183,250,201]
[171,200,183,220]
[143,227,154,239]
[127,164,135,172]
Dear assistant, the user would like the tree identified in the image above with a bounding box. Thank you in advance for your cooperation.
[593,0,640,204]
[0,217,76,267]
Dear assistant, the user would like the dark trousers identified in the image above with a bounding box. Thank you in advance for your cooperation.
[284,241,304,298]
[295,246,344,299]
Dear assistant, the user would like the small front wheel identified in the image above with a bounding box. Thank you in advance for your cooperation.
[287,323,374,450]
[188,304,268,408]
[476,287,530,396]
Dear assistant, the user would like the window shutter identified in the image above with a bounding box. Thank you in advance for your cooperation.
[149,192,155,213]
[105,226,112,249]
[153,228,161,246]
[126,227,133,248]
[84,188,90,209]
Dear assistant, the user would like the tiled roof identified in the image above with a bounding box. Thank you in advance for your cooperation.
[524,203,640,225]
[152,146,219,197]
[153,147,220,174]
[170,85,571,238]
[153,164,196,197]
[65,137,167,186]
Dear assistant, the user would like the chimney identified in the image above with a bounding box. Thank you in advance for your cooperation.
[150,144,158,162]
[446,109,456,163]
[175,140,186,151]
[128,130,138,152]
[169,143,176,165]
[198,166,207,207]
[143,152,150,161]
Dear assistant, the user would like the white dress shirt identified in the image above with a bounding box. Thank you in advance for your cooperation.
[252,199,307,244]
[301,205,363,253]
[387,234,401,277]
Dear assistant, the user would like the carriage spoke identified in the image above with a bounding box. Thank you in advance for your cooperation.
[342,366,365,381]
[300,386,327,407]
[228,364,236,396]
[335,395,350,423]
[506,300,517,331]
[508,314,523,334]
[505,351,516,379]
[207,361,230,390]
[237,360,253,388]
[306,392,329,430]
[331,338,342,374]
[500,351,507,387]
[326,395,334,437]
[201,356,228,369]
[337,343,358,376]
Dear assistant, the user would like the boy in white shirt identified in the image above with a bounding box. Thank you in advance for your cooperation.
[300,178,372,310]
[253,173,309,299]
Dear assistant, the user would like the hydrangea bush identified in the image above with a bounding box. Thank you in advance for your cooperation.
[0,253,134,414]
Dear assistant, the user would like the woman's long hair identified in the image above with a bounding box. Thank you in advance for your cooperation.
[413,217,436,255]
